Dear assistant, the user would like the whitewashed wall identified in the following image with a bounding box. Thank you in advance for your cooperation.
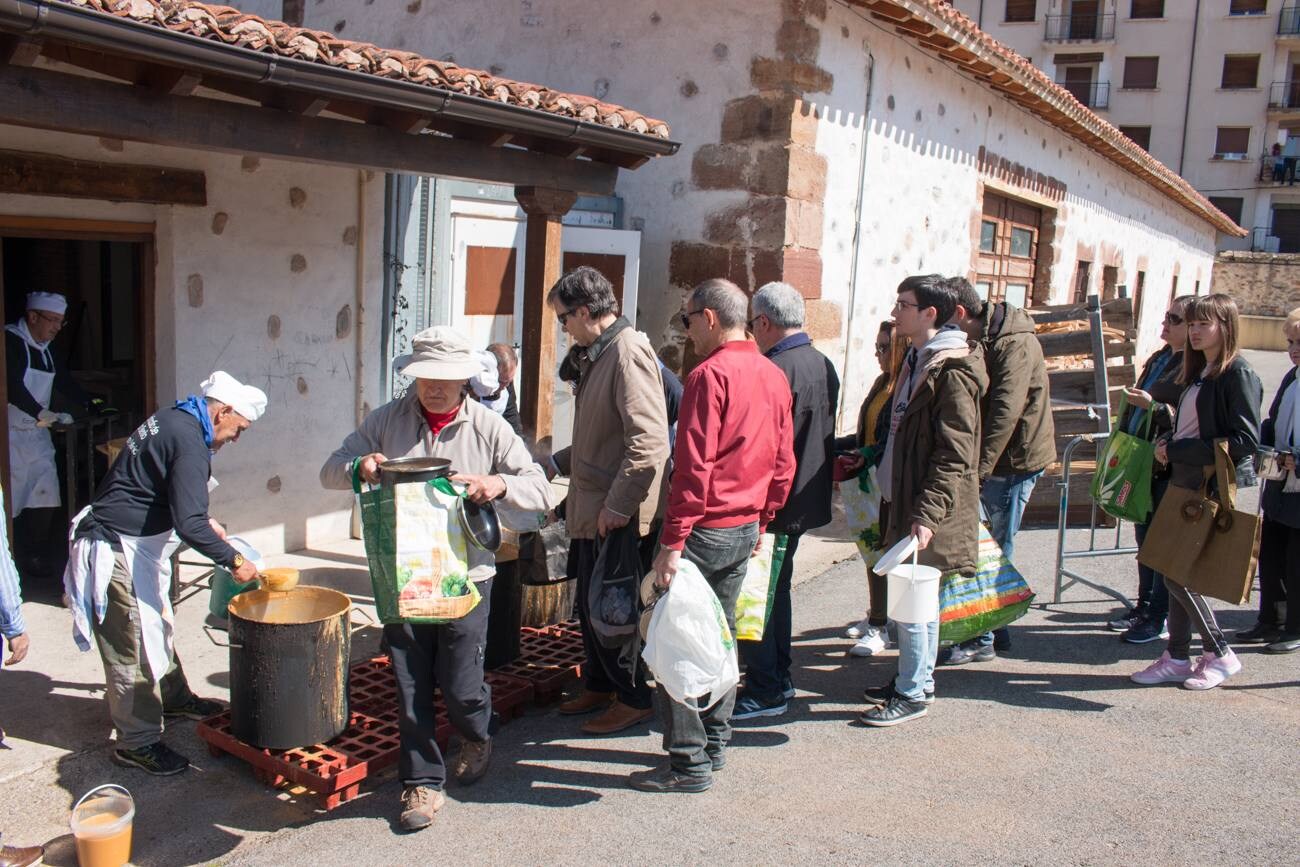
[0,123,386,555]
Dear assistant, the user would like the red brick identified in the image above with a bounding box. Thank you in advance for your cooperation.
[691,143,750,191]
[749,247,823,299]
[750,57,833,94]
[669,242,731,289]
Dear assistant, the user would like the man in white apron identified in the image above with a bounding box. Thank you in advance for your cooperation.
[5,291,85,584]
[64,371,265,776]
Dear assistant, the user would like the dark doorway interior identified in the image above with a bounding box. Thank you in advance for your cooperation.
[1,236,148,595]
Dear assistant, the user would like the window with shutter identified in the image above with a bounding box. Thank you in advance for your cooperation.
[1221,55,1260,89]
[1123,56,1159,89]
[1130,0,1163,17]
[1119,126,1152,151]
[1214,127,1251,157]
[1229,0,1266,14]
[1208,197,1245,227]
[1005,0,1036,21]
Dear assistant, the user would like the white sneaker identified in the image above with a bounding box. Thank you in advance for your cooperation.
[848,625,888,657]
[1130,650,1194,685]
[845,617,872,639]
[1182,649,1242,691]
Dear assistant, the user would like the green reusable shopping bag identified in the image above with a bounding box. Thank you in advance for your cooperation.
[1090,395,1156,523]
[353,461,479,625]
[734,533,789,642]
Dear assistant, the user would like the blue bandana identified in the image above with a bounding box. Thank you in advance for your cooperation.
[175,394,214,449]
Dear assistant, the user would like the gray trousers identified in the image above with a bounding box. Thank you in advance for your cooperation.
[656,522,758,777]
[1164,577,1229,660]
[91,552,194,749]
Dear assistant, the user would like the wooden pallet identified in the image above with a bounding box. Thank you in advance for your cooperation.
[197,658,534,810]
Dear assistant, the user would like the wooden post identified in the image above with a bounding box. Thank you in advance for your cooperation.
[514,187,576,445]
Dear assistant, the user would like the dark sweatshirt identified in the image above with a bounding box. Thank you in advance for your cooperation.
[76,406,238,567]
[5,328,88,418]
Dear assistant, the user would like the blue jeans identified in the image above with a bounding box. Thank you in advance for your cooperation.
[738,533,799,704]
[656,523,758,777]
[972,470,1043,648]
[894,618,939,701]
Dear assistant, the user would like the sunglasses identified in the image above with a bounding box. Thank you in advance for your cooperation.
[874,343,890,355]
[1163,313,1184,326]
[679,309,705,330]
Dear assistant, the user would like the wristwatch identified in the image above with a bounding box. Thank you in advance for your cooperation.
[232,553,246,570]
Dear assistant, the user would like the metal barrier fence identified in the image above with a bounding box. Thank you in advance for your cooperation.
[1053,432,1135,605]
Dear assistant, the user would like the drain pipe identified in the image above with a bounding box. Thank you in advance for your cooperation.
[355,170,367,429]
[1176,0,1202,175]
[839,48,875,430]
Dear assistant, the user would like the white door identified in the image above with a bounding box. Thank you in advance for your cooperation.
[447,201,640,451]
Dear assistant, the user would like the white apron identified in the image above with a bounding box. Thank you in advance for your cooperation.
[65,506,183,683]
[5,321,60,515]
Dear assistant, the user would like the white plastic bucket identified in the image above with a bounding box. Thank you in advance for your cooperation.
[70,783,134,867]
[884,550,941,624]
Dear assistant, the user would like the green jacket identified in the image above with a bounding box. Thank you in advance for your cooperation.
[978,302,1056,478]
[882,342,989,575]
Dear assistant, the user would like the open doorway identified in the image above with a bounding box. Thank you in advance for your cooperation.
[0,219,154,595]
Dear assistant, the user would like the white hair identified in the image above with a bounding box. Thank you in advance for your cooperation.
[752,282,805,329]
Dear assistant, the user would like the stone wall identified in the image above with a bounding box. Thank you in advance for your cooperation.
[1213,251,1300,317]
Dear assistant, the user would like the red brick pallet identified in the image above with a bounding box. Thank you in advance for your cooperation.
[495,625,585,704]
[197,659,534,810]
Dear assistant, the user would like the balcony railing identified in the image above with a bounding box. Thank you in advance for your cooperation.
[1280,4,1300,35]
[1057,79,1110,109]
[1268,80,1300,109]
[1044,12,1116,41]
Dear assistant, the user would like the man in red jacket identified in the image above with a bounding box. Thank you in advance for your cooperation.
[631,278,795,794]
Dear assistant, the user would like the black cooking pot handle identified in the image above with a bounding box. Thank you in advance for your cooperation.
[204,624,244,650]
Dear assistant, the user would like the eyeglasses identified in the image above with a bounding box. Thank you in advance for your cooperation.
[893,298,920,312]
[556,308,575,326]
[746,314,766,331]
[1163,312,1184,326]
[679,309,705,330]
[33,311,65,330]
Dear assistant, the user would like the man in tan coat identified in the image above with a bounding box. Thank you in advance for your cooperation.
[548,266,670,735]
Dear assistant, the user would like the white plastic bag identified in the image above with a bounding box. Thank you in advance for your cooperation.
[641,559,740,708]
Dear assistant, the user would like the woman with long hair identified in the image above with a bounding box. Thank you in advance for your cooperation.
[839,320,907,656]
[1132,294,1262,690]
[1109,295,1195,643]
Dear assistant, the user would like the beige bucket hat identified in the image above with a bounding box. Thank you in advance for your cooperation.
[395,326,482,380]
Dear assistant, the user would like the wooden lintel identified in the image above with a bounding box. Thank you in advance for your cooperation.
[0,148,207,206]
[0,65,620,195]
[515,186,577,444]
[0,35,43,67]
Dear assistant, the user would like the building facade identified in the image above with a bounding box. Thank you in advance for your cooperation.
[950,0,1300,252]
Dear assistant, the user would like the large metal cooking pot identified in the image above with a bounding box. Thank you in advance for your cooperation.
[378,456,452,487]
[225,587,352,750]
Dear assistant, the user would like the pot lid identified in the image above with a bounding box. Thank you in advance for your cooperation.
[872,534,919,576]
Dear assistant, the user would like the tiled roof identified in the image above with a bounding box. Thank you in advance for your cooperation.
[851,0,1246,237]
[58,0,672,139]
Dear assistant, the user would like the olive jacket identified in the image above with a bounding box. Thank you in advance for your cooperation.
[881,340,989,576]
[976,302,1056,479]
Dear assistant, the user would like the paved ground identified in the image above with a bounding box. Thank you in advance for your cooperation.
[2,350,1296,865]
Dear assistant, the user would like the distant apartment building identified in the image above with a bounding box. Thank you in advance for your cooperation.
[948,0,1300,252]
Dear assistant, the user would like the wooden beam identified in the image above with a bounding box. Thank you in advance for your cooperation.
[380,110,433,135]
[138,66,202,97]
[515,186,577,444]
[261,89,331,117]
[0,35,43,67]
[0,148,206,206]
[0,65,620,195]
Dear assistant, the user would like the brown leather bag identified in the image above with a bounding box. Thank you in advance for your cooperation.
[1138,440,1260,605]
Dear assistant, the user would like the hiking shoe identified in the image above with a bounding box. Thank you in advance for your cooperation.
[452,738,492,785]
[1108,608,1145,632]
[112,741,190,776]
[1130,651,1194,686]
[1121,618,1169,644]
[581,701,653,735]
[848,625,888,657]
[940,643,995,666]
[557,690,614,715]
[862,681,933,706]
[1182,650,1242,691]
[1235,622,1283,644]
[628,767,712,793]
[731,693,788,721]
[398,785,445,832]
[846,617,873,639]
[859,696,928,727]
[163,695,225,721]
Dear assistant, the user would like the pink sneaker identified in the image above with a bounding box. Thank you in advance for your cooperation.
[1182,649,1242,690]
[1131,651,1194,685]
